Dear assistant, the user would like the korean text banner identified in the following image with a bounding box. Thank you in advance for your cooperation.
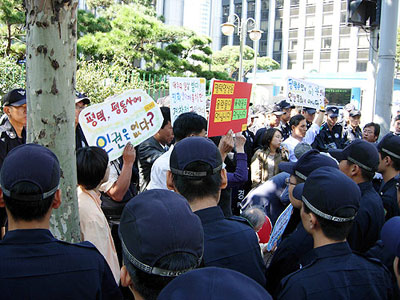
[169,77,207,124]
[286,77,325,109]
[79,90,163,161]
[208,80,252,137]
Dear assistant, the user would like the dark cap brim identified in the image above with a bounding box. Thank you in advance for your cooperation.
[328,149,345,161]
[75,98,90,105]
[328,113,338,118]
[279,161,296,175]
[273,111,284,116]
[6,98,26,106]
[293,183,304,202]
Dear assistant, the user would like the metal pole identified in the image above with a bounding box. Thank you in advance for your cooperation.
[374,0,399,136]
[239,21,245,82]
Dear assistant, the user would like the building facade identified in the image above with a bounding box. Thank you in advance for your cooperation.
[221,0,372,73]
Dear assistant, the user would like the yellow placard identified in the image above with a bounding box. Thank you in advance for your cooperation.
[144,101,155,112]
[242,124,247,131]
[214,111,232,123]
[213,82,235,95]
[200,78,206,84]
[216,98,232,111]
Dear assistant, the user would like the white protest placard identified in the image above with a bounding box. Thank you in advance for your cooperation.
[79,89,163,161]
[266,203,293,251]
[286,77,325,109]
[169,77,207,124]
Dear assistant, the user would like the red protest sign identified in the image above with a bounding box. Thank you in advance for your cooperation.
[207,80,252,137]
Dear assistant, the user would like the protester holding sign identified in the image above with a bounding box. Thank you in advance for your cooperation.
[281,109,325,162]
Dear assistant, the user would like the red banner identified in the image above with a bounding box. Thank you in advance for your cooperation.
[207,80,252,137]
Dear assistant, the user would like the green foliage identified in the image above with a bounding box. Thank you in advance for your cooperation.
[0,56,25,96]
[0,0,25,56]
[211,45,280,79]
[76,59,144,104]
[86,0,114,10]
[77,4,229,80]
[77,10,112,37]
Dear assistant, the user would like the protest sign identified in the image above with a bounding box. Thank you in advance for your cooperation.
[79,90,163,161]
[286,77,325,109]
[207,80,252,137]
[169,77,207,124]
[266,203,293,251]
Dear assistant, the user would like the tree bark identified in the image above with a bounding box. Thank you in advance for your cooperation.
[26,0,80,242]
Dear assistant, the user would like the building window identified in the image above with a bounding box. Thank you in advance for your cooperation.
[340,26,351,35]
[223,5,229,17]
[357,50,369,59]
[289,39,298,51]
[275,19,282,29]
[306,0,316,4]
[306,6,315,14]
[305,28,315,37]
[321,37,332,49]
[321,51,331,60]
[235,3,242,14]
[291,0,300,7]
[276,0,284,8]
[273,53,281,63]
[248,1,255,12]
[338,50,350,60]
[274,41,282,52]
[357,61,368,72]
[261,20,268,31]
[289,29,298,38]
[341,1,347,10]
[304,51,313,60]
[323,4,334,12]
[261,1,269,10]
[290,8,299,16]
[322,26,332,36]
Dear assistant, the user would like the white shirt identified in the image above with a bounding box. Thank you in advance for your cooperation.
[282,123,320,162]
[147,145,174,190]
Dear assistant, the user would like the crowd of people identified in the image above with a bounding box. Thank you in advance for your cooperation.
[1,87,400,299]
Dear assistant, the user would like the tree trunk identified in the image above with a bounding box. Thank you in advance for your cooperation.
[6,24,12,56]
[25,0,80,242]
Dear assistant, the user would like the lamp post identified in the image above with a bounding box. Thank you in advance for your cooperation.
[221,14,262,82]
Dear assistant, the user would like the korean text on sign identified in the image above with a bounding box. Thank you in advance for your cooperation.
[286,77,325,109]
[169,77,207,124]
[208,80,252,137]
[79,90,163,161]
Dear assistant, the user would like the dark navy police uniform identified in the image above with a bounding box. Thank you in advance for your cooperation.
[0,118,25,168]
[378,177,400,221]
[195,206,267,287]
[277,242,392,300]
[312,123,344,152]
[0,229,122,300]
[347,181,385,253]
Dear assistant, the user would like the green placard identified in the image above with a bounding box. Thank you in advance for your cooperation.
[232,109,247,120]
[234,98,248,110]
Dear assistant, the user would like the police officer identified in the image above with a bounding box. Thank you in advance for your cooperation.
[0,144,122,299]
[329,140,385,252]
[167,137,267,287]
[0,88,26,168]
[277,167,393,299]
[343,109,363,143]
[312,106,345,152]
[301,107,316,130]
[277,100,295,140]
[376,133,400,221]
[266,150,339,296]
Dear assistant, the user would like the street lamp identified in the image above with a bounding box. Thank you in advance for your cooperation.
[221,14,263,82]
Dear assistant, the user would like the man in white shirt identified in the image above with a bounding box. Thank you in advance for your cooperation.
[148,112,207,190]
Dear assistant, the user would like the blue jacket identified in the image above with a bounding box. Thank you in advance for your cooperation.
[277,242,392,300]
[195,206,267,287]
[0,229,122,300]
[347,181,386,252]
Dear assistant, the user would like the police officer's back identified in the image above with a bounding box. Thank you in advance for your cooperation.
[329,140,385,252]
[277,167,392,299]
[0,144,122,299]
[167,137,267,287]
